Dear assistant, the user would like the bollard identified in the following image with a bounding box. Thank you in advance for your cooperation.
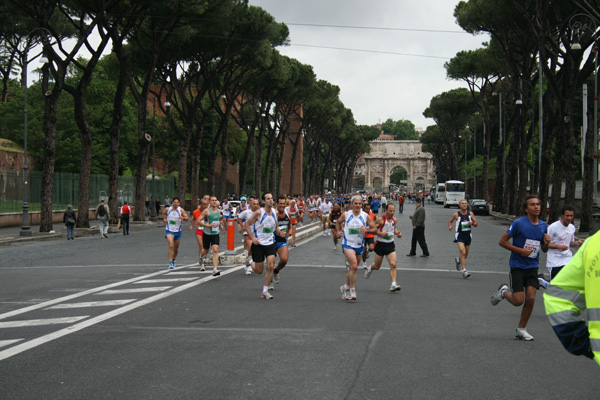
[226,219,236,255]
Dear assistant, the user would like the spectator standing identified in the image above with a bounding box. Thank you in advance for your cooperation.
[63,204,77,240]
[407,197,429,257]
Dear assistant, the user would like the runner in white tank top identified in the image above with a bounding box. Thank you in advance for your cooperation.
[365,203,403,292]
[335,195,377,301]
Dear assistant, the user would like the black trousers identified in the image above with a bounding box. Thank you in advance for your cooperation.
[121,215,130,234]
[409,226,429,256]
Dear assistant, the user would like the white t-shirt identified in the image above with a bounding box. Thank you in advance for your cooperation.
[546,220,576,270]
[319,201,332,216]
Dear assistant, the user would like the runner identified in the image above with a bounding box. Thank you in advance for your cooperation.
[490,194,550,341]
[198,196,224,276]
[273,196,294,288]
[221,197,232,222]
[285,199,299,247]
[335,195,378,301]
[189,195,210,266]
[319,196,333,236]
[361,202,376,268]
[364,202,403,291]
[328,202,343,249]
[237,196,259,275]
[297,196,305,226]
[308,195,317,223]
[236,196,249,256]
[162,197,189,270]
[246,192,281,299]
[448,199,478,279]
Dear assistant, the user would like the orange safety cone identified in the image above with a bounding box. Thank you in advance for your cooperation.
[226,219,236,255]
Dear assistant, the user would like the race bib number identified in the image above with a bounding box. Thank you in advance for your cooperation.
[524,239,541,258]
[263,227,274,234]
[383,235,393,241]
[169,220,177,225]
[349,228,360,235]
[212,225,219,233]
[461,222,471,231]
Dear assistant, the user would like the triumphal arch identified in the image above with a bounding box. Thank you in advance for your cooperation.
[354,135,435,192]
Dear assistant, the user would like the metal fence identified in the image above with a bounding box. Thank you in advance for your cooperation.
[0,170,175,213]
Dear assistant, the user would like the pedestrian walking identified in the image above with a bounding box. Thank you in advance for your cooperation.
[95,199,109,239]
[119,201,131,235]
[63,204,77,240]
[407,197,429,257]
[490,194,550,341]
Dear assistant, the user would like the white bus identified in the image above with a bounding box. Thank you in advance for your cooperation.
[434,183,445,204]
[443,180,465,208]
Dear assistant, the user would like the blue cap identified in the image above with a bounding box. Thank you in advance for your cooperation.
[240,196,247,201]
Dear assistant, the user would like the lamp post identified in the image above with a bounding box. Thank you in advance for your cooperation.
[21,29,49,236]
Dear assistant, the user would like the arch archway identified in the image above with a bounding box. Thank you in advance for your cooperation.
[373,177,383,191]
[390,166,408,185]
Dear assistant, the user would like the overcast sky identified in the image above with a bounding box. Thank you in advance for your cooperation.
[248,0,490,130]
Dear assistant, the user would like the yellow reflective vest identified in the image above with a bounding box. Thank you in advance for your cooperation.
[543,230,600,366]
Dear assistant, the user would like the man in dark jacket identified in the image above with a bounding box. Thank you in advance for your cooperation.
[407,197,429,257]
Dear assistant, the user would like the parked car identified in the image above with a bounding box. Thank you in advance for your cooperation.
[469,199,490,215]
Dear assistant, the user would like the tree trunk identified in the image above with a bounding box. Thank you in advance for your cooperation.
[74,91,93,227]
[256,129,264,196]
[238,128,254,196]
[133,103,150,221]
[39,92,58,232]
[176,126,191,202]
[580,99,595,232]
[108,72,126,223]
[217,119,229,199]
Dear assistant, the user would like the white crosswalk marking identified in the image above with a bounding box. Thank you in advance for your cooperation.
[134,278,198,284]
[45,300,137,310]
[0,316,88,328]
[165,271,204,275]
[97,287,172,295]
[0,339,23,348]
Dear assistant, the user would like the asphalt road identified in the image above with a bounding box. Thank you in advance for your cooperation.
[0,201,598,399]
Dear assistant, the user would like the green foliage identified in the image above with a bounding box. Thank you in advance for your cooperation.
[381,118,419,140]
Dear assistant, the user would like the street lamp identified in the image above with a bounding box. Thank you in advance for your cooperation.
[21,29,49,236]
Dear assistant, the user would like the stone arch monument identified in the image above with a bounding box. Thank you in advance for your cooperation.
[355,136,435,192]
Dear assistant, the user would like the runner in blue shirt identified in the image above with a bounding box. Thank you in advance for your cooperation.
[490,194,550,341]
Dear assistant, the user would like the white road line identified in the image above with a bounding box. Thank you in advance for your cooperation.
[0,316,88,328]
[165,271,203,275]
[96,287,172,295]
[134,278,198,284]
[44,300,137,310]
[0,263,197,321]
[0,339,23,348]
[0,265,244,361]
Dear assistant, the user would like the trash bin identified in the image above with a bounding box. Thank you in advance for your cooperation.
[591,213,600,236]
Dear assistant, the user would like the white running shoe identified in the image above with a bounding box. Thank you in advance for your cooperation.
[244,265,252,275]
[515,328,534,341]
[349,288,357,300]
[273,273,280,284]
[328,230,331,236]
[340,284,350,300]
[323,231,326,237]
[261,290,273,299]
[462,269,471,279]
[491,283,508,306]
[212,269,220,277]
[390,283,402,292]
[362,261,367,269]
[364,264,372,279]
[538,276,550,289]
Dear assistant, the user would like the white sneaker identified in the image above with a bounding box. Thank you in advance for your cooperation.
[349,288,357,300]
[328,230,331,236]
[333,244,337,250]
[538,276,550,289]
[323,231,326,237]
[212,269,220,277]
[340,284,350,300]
[515,328,534,341]
[462,269,471,279]
[244,265,252,275]
[269,280,274,291]
[262,290,273,299]
[362,261,367,269]
[491,283,508,306]
[364,264,372,279]
[390,283,402,292]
